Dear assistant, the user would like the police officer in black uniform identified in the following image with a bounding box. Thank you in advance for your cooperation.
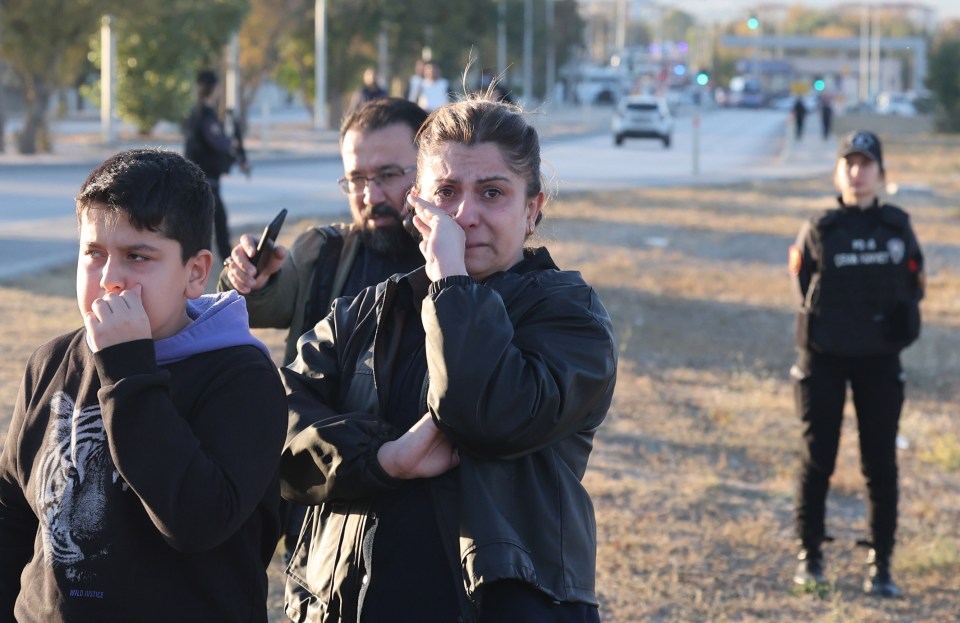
[185,69,250,262]
[789,130,924,597]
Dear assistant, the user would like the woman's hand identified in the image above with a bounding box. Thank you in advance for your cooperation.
[377,413,460,479]
[407,193,468,282]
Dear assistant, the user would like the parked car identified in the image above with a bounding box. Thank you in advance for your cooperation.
[875,92,917,116]
[612,95,673,148]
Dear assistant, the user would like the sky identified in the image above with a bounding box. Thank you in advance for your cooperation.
[633,0,960,24]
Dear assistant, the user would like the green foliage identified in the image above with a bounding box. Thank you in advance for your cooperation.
[0,0,106,78]
[272,0,584,119]
[920,431,960,469]
[0,0,117,152]
[108,0,249,134]
[788,578,834,600]
[927,37,960,133]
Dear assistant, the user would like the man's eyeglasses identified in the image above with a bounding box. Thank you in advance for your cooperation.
[338,166,415,195]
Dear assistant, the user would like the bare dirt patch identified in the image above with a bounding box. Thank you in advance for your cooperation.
[1,137,959,621]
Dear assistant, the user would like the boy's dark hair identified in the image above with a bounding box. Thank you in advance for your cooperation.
[196,69,219,100]
[340,97,428,143]
[76,148,214,262]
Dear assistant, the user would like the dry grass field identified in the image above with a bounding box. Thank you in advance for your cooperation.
[1,132,959,621]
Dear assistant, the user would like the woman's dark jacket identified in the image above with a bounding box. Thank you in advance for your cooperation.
[278,247,618,623]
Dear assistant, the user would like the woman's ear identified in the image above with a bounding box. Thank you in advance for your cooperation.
[185,249,214,299]
[525,192,545,235]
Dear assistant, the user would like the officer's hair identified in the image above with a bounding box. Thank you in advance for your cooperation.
[196,69,218,100]
[340,97,428,144]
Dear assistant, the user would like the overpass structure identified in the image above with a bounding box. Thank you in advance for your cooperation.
[720,35,927,95]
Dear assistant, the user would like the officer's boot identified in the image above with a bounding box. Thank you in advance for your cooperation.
[793,545,826,586]
[863,548,901,598]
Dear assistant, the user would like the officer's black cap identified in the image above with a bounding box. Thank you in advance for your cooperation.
[196,69,219,87]
[839,130,883,172]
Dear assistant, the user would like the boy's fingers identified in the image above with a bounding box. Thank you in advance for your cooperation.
[91,297,112,316]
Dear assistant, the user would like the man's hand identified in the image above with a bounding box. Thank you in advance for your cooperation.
[377,413,460,479]
[223,233,287,294]
[83,284,152,351]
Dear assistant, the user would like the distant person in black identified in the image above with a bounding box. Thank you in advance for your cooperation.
[789,131,924,598]
[185,69,249,262]
[347,67,388,115]
[792,96,807,140]
[820,94,834,140]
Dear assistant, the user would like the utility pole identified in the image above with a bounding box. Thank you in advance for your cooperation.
[225,34,239,113]
[0,13,6,153]
[498,0,507,78]
[859,5,869,104]
[523,0,533,104]
[870,8,881,100]
[100,15,117,145]
[378,22,389,90]
[313,0,328,130]
[546,0,555,105]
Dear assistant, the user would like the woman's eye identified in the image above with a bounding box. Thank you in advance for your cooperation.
[482,188,503,199]
[128,254,149,262]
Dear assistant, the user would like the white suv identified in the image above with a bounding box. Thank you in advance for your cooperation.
[612,96,673,148]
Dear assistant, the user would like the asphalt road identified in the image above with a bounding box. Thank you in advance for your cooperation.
[0,106,833,282]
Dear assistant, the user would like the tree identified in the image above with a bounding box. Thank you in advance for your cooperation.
[0,0,113,153]
[237,0,309,122]
[660,8,695,44]
[111,0,248,134]
[926,26,960,132]
[273,0,584,121]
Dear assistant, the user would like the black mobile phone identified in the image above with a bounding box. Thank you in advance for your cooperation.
[249,209,287,274]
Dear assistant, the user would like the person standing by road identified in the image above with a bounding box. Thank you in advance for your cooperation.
[415,61,452,112]
[347,67,389,115]
[278,94,617,622]
[184,69,250,263]
[789,130,924,598]
[218,97,428,560]
[792,96,807,140]
[819,94,834,140]
[218,97,427,366]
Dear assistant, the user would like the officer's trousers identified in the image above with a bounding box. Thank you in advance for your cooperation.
[792,349,903,556]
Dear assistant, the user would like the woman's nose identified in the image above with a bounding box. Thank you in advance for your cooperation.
[451,196,477,225]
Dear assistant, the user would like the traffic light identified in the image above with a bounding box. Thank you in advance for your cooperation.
[747,16,759,30]
[813,77,826,92]
[696,71,710,87]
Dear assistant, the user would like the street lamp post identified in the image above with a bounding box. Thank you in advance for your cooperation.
[523,0,533,105]
[747,15,760,81]
[860,5,869,104]
[497,0,507,78]
[546,0,555,105]
[100,15,117,145]
[314,0,328,130]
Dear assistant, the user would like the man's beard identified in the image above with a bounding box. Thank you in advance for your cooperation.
[358,204,420,256]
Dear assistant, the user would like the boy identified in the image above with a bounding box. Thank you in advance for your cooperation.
[0,149,287,621]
